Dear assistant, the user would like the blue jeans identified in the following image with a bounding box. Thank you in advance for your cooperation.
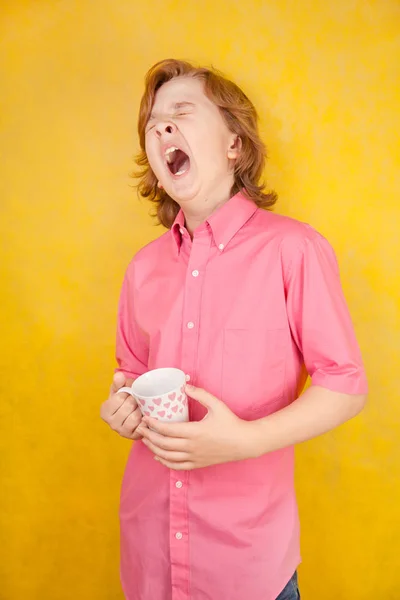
[276,572,300,600]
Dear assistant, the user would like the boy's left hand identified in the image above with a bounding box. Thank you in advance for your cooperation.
[137,384,262,470]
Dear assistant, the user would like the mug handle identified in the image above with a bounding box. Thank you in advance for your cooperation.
[116,386,136,397]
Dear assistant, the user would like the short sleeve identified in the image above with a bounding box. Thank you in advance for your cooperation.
[115,263,149,380]
[284,229,368,395]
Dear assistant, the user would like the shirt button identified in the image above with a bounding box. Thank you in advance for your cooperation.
[179,228,185,235]
[192,270,199,278]
[185,374,191,382]
[187,321,195,330]
[175,532,183,540]
[175,481,183,489]
[218,243,225,251]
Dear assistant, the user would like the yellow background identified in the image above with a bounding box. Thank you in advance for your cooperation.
[1,1,399,598]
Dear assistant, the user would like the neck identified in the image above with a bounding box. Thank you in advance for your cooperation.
[182,182,234,237]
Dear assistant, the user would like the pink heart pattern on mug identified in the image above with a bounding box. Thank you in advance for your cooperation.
[136,391,188,423]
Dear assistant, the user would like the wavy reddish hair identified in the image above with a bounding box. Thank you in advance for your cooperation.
[133,59,277,228]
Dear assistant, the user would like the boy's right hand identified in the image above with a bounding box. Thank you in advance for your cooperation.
[100,372,144,440]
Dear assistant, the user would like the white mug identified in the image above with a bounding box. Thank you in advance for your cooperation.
[117,368,188,423]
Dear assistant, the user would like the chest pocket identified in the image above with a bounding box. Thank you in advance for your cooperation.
[221,328,287,419]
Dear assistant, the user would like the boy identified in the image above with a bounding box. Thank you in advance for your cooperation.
[101,59,368,600]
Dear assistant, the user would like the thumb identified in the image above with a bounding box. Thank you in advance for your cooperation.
[111,371,127,394]
[185,384,221,412]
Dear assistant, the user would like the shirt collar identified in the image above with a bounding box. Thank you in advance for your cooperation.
[171,192,258,253]
[171,209,187,250]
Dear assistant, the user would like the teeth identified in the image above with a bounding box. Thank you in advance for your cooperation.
[165,146,178,164]
[175,167,188,176]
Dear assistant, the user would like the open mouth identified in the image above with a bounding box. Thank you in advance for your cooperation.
[165,146,190,177]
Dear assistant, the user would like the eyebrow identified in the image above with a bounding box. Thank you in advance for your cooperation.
[149,101,195,121]
[174,101,195,110]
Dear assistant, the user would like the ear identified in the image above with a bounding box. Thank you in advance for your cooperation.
[227,135,242,160]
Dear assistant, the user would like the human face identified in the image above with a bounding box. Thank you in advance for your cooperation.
[144,76,240,212]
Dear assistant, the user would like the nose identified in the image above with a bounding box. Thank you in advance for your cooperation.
[155,120,176,138]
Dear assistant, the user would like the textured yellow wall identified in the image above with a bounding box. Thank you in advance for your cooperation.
[1,1,399,598]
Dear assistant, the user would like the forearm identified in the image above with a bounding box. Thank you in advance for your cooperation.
[253,386,367,456]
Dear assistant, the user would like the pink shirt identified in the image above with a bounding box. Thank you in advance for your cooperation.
[116,192,367,600]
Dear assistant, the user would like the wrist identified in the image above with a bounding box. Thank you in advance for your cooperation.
[246,418,270,458]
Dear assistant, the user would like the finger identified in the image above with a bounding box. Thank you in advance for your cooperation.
[101,396,124,422]
[111,389,138,413]
[119,408,143,437]
[107,394,126,416]
[143,417,196,439]
[109,400,137,430]
[101,394,127,420]
[185,384,220,411]
[138,425,189,451]
[141,438,189,462]
[101,392,137,422]
[155,457,194,471]
[131,421,149,441]
[111,371,126,394]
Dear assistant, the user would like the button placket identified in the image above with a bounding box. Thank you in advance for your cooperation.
[169,467,190,599]
[169,233,212,600]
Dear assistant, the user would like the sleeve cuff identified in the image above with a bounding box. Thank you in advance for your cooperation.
[311,371,368,395]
